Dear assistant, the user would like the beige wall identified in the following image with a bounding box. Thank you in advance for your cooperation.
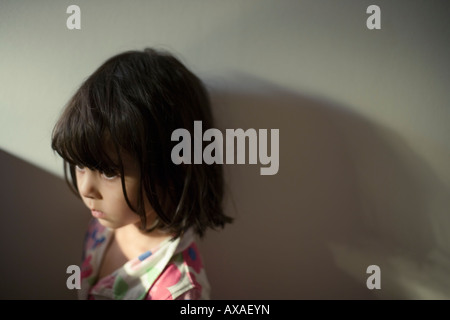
[1,0,449,299]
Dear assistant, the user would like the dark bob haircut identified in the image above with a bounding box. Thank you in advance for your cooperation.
[51,48,232,238]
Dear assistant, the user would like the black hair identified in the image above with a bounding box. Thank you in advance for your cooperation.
[51,48,232,238]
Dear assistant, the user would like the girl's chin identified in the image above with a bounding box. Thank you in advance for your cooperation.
[95,219,141,230]
[95,218,116,229]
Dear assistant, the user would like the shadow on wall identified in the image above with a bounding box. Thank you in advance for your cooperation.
[1,74,449,300]
[198,74,450,299]
[0,149,89,299]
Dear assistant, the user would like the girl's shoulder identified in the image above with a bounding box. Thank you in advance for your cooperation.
[145,242,210,300]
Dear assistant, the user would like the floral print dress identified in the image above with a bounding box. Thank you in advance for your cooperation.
[78,219,210,300]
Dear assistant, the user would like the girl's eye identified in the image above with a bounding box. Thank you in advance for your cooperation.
[101,172,119,180]
[75,165,85,172]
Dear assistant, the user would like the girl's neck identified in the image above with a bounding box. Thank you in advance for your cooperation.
[113,223,173,259]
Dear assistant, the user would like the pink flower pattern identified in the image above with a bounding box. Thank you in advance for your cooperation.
[80,219,208,300]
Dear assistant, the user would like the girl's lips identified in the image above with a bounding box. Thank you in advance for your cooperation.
[91,209,106,219]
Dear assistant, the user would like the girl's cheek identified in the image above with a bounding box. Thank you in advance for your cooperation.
[75,172,83,190]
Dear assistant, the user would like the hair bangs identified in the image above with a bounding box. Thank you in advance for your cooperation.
[51,81,123,176]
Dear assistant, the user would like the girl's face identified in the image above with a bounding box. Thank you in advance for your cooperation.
[75,153,152,230]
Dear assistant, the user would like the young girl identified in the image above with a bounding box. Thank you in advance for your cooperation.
[51,48,232,300]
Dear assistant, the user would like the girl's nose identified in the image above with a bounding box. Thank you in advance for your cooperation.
[78,169,102,200]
